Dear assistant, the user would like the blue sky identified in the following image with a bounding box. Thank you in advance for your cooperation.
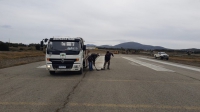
[0,0,200,49]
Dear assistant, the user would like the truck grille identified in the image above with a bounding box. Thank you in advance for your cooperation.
[49,59,76,64]
[52,64,73,69]
[49,59,76,69]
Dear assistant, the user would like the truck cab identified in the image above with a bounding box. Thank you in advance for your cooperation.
[42,37,88,75]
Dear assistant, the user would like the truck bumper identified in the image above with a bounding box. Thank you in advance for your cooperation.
[46,64,81,71]
[160,56,169,59]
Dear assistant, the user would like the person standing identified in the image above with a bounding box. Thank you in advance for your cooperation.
[103,51,114,69]
[88,55,93,71]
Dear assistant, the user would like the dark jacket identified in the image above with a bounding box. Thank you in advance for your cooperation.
[91,53,99,62]
[88,55,93,62]
[105,53,114,61]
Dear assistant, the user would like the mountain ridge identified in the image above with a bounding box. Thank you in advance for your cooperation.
[87,42,200,50]
[96,42,166,50]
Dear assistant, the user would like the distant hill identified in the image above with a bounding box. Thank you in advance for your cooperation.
[98,42,166,50]
[181,48,200,51]
[86,44,96,47]
[114,42,166,50]
[87,42,200,50]
[99,45,113,48]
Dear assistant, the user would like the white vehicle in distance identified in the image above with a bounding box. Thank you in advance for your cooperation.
[154,52,169,60]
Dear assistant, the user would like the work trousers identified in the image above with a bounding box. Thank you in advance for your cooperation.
[103,60,110,69]
[89,61,93,71]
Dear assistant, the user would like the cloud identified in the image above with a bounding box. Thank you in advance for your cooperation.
[1,25,12,29]
[0,0,200,49]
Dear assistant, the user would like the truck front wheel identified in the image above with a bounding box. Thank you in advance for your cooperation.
[49,71,55,75]
[78,68,83,74]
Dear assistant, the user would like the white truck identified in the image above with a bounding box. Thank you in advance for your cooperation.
[154,52,169,60]
[40,37,88,75]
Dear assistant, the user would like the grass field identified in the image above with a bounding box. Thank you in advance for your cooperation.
[170,55,200,62]
[169,55,200,66]
[0,49,199,67]
[0,51,44,60]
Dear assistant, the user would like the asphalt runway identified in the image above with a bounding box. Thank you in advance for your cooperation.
[0,54,200,112]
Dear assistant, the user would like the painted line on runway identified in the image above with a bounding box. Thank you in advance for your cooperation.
[36,56,105,69]
[0,102,200,110]
[0,102,59,106]
[37,65,46,68]
[1,102,200,110]
[129,62,140,66]
[95,56,104,69]
[139,57,200,72]
[4,78,79,81]
[123,57,174,72]
[85,79,200,84]
[0,77,79,81]
[0,78,200,84]
[69,103,200,110]
[0,78,199,84]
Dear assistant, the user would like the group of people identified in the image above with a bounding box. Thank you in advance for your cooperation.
[87,51,114,71]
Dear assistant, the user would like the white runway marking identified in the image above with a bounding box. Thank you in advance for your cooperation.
[129,62,140,66]
[95,56,105,69]
[139,57,200,72]
[36,56,105,69]
[37,65,46,68]
[123,57,174,72]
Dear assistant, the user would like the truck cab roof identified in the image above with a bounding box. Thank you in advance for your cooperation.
[49,37,84,43]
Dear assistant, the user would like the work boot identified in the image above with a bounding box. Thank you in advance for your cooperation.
[107,65,110,69]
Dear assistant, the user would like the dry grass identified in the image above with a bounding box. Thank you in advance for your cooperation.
[1,49,199,67]
[9,47,37,51]
[169,55,200,66]
[170,55,200,61]
[0,51,44,60]
[89,49,117,55]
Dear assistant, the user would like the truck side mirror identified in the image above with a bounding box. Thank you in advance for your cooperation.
[44,38,48,43]
[40,41,44,51]
[83,45,86,51]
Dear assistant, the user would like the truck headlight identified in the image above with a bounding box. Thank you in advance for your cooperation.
[47,65,51,68]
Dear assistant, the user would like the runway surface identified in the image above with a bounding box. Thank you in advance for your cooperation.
[0,54,200,112]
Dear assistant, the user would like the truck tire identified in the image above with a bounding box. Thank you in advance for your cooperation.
[166,58,169,60]
[78,68,83,75]
[160,57,163,60]
[49,71,55,75]
[155,56,157,59]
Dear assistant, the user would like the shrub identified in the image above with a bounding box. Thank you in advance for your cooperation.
[35,45,40,50]
[19,48,24,50]
[27,48,33,50]
[0,42,9,51]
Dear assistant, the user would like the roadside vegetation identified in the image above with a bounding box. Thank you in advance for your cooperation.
[169,55,200,67]
[0,41,199,68]
[0,41,44,60]
[0,51,44,60]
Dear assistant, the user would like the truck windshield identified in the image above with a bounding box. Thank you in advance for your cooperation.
[47,41,80,52]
